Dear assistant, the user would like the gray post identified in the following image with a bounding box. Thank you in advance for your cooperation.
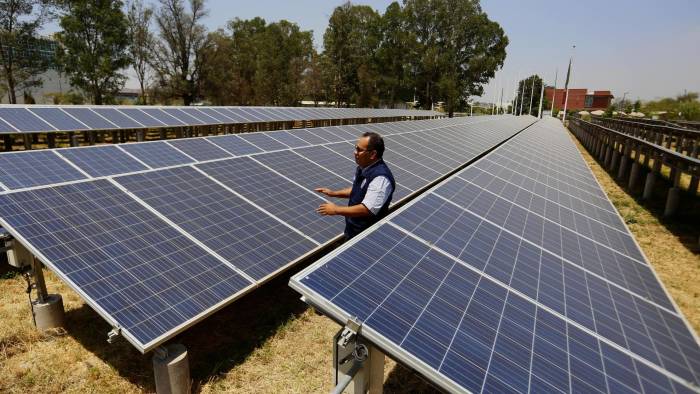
[610,144,620,172]
[153,344,191,394]
[617,143,630,180]
[604,144,613,168]
[136,130,145,142]
[628,160,642,191]
[664,168,682,217]
[643,157,662,200]
[30,257,65,331]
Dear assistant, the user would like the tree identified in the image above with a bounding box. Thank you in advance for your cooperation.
[0,0,51,104]
[125,0,154,104]
[323,2,382,107]
[199,29,236,105]
[150,0,209,105]
[56,0,130,105]
[404,0,508,116]
[514,75,544,116]
[376,2,413,107]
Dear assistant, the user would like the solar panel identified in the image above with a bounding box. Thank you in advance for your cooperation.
[0,108,55,132]
[117,108,165,127]
[291,128,332,145]
[167,139,232,161]
[28,108,89,130]
[206,134,262,156]
[162,108,206,125]
[290,118,700,394]
[0,150,87,189]
[0,179,253,352]
[58,145,149,177]
[197,157,345,243]
[0,117,16,133]
[91,107,147,128]
[191,108,228,123]
[114,166,318,280]
[119,141,194,168]
[293,145,355,181]
[267,130,310,148]
[140,108,186,126]
[238,132,289,151]
[62,108,118,129]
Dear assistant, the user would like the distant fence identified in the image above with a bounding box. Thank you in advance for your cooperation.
[569,117,699,217]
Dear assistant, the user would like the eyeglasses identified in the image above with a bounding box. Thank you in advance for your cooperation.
[355,146,374,154]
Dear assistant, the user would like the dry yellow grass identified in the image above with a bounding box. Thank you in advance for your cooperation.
[1,131,697,394]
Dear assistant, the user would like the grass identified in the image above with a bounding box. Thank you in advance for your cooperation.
[1,132,698,393]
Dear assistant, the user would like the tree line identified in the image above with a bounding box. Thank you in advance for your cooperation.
[0,0,508,115]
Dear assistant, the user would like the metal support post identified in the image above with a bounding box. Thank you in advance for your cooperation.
[332,319,384,394]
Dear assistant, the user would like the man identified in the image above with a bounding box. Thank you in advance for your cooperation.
[316,132,395,239]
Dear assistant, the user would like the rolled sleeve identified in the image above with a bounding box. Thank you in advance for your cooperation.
[361,176,393,215]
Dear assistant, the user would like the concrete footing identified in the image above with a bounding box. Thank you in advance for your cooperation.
[643,172,656,200]
[664,187,681,217]
[33,294,65,331]
[628,162,641,191]
[153,344,191,394]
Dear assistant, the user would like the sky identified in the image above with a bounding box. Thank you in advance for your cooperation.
[44,0,700,103]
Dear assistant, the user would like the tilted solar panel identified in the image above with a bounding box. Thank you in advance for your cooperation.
[290,118,700,394]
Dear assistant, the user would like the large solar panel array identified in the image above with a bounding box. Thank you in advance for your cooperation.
[290,117,700,394]
[0,115,534,352]
[0,105,439,134]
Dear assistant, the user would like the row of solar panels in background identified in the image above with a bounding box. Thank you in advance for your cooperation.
[291,117,700,394]
[0,116,536,353]
[0,105,440,134]
[0,116,485,191]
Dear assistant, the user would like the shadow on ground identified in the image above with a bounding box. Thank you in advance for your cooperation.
[384,363,443,393]
[64,270,308,393]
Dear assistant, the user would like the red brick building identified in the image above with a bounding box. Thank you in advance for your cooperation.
[545,88,614,111]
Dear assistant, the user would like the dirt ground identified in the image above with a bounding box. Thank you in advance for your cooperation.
[1,131,698,393]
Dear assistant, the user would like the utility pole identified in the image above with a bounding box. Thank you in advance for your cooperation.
[562,45,576,123]
[518,76,526,116]
[528,76,536,116]
[537,82,545,118]
[550,69,558,116]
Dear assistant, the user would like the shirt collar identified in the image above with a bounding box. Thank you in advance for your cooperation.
[359,159,381,176]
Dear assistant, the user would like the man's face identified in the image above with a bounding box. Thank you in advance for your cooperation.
[354,136,376,168]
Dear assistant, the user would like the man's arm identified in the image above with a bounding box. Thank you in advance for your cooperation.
[316,201,370,217]
[315,187,352,199]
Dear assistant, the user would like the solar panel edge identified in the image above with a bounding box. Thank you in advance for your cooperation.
[560,120,700,348]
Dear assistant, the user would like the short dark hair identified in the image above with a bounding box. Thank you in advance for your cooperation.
[362,132,385,158]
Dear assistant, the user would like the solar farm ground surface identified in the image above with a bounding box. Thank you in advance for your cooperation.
[0,126,698,393]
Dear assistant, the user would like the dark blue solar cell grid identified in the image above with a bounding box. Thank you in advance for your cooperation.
[290,129,332,145]
[162,108,205,125]
[192,108,231,123]
[140,108,186,126]
[324,127,358,141]
[238,132,289,151]
[197,157,344,243]
[244,107,274,121]
[117,108,166,127]
[0,117,16,133]
[293,145,355,182]
[252,150,349,199]
[217,108,250,122]
[267,130,310,148]
[0,151,87,189]
[297,224,687,393]
[0,179,251,348]
[311,127,347,143]
[58,145,148,177]
[0,108,54,132]
[28,108,89,130]
[90,107,144,128]
[119,141,194,168]
[115,166,317,280]
[62,108,118,129]
[206,134,262,156]
[167,138,232,161]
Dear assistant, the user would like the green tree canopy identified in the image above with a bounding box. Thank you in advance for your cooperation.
[56,0,130,105]
[515,74,544,116]
[0,0,52,104]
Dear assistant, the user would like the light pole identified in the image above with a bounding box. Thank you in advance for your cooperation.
[550,69,558,116]
[562,45,576,123]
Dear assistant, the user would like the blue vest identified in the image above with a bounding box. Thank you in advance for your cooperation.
[345,160,395,239]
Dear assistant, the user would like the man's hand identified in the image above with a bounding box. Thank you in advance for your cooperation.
[316,202,338,216]
[314,187,334,197]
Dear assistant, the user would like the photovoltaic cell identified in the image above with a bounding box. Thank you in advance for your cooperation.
[162,108,205,125]
[0,179,252,351]
[90,107,144,128]
[206,134,262,156]
[139,108,186,126]
[28,108,89,130]
[167,138,231,161]
[291,118,700,394]
[115,166,317,280]
[0,151,86,189]
[238,132,289,151]
[58,145,148,177]
[119,141,194,168]
[117,108,165,127]
[0,108,54,132]
[252,150,349,195]
[197,157,344,243]
[267,130,310,148]
[62,108,118,129]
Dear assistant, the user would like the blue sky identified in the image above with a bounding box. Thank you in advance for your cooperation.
[45,0,700,102]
